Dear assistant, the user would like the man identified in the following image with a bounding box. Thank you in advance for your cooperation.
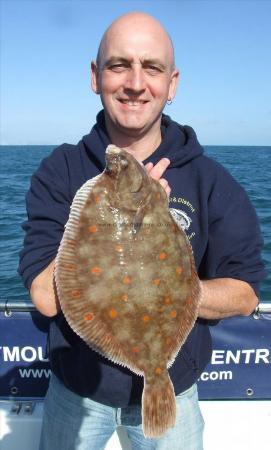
[19,11,265,450]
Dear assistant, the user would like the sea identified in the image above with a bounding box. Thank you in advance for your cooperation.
[0,145,270,304]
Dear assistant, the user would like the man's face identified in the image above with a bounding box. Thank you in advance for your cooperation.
[91,19,179,139]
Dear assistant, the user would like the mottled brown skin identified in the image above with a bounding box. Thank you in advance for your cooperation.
[55,145,201,437]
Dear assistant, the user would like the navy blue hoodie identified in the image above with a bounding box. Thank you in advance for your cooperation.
[19,111,265,406]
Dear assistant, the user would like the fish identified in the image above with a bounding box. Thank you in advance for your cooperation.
[54,144,201,438]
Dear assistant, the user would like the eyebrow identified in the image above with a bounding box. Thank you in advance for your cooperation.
[103,56,167,71]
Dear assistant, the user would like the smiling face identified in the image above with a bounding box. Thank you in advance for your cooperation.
[91,13,179,142]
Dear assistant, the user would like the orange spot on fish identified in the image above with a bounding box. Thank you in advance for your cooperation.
[88,225,97,233]
[109,309,117,319]
[142,315,150,323]
[155,367,162,375]
[166,337,172,345]
[70,290,81,298]
[159,252,167,260]
[93,194,101,204]
[153,278,161,286]
[91,266,102,275]
[123,276,131,284]
[132,346,140,353]
[176,266,183,275]
[84,313,94,321]
[156,192,161,200]
[115,244,124,252]
[164,296,172,305]
[170,310,177,318]
[121,294,129,302]
[172,223,178,232]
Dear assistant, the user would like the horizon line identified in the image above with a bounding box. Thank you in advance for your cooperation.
[1,143,271,148]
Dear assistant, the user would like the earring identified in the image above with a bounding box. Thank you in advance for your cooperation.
[167,99,173,105]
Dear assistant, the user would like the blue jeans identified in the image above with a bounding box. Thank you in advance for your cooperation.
[39,374,204,450]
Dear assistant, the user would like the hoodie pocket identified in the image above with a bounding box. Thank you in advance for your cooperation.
[180,320,212,373]
[181,343,199,372]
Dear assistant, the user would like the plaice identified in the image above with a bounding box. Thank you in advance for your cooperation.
[55,144,201,438]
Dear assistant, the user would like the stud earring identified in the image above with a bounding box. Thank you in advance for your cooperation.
[167,99,173,105]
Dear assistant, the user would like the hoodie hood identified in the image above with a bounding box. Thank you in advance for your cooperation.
[82,110,204,170]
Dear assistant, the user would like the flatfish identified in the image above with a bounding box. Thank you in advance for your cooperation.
[55,145,201,438]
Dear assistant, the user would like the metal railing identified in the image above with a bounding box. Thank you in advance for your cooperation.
[1,299,271,317]
[0,300,36,314]
[253,301,271,319]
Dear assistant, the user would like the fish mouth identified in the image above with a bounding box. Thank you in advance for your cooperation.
[106,145,122,156]
[105,146,129,176]
[105,156,121,174]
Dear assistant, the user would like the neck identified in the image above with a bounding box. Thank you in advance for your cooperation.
[105,118,162,162]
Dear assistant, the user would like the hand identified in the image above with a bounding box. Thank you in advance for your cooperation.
[145,158,171,197]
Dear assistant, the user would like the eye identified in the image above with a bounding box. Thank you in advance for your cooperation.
[108,63,129,73]
[144,65,163,75]
[120,157,129,169]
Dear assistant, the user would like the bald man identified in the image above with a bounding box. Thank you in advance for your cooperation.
[19,11,265,450]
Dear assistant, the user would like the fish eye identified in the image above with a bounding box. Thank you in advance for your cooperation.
[120,157,129,169]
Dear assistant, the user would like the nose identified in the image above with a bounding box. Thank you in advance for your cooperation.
[124,64,146,94]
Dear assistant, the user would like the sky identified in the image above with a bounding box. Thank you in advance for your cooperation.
[1,0,271,145]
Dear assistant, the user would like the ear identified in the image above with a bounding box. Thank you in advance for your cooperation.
[91,61,100,94]
[168,68,180,101]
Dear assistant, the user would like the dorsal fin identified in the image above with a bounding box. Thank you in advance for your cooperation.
[64,174,102,235]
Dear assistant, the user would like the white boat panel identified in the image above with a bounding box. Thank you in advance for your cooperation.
[1,400,271,450]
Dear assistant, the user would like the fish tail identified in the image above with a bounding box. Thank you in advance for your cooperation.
[142,370,176,438]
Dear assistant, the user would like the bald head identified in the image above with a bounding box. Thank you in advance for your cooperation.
[96,12,175,71]
[91,11,179,145]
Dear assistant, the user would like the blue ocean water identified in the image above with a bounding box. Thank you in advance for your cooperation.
[0,145,270,303]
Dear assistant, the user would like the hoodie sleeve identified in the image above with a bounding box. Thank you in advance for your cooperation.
[18,146,72,290]
[200,167,266,298]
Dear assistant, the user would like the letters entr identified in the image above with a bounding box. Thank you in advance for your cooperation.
[211,349,270,365]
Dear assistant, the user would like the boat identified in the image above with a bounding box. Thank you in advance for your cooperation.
[0,300,270,449]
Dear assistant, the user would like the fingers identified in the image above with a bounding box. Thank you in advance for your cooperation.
[144,158,171,198]
[144,162,154,173]
[159,178,171,197]
[145,158,170,180]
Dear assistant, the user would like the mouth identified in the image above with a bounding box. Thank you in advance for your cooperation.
[118,99,149,107]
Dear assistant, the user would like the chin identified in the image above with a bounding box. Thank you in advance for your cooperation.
[116,120,147,135]
[119,127,146,138]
